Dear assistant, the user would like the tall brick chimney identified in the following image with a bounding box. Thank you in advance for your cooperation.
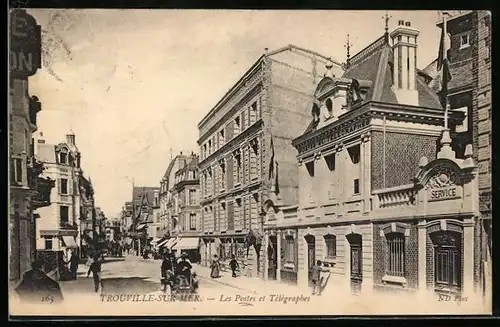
[390,20,420,106]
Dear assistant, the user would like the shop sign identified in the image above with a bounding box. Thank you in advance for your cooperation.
[10,9,42,78]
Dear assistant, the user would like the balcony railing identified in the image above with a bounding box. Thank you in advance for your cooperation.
[59,221,78,230]
[373,184,417,210]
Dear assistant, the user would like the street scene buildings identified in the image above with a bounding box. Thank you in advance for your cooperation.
[9,9,491,315]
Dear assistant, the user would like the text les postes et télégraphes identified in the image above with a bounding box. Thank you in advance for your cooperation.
[220,294,311,304]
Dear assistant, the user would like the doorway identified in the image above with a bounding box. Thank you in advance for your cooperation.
[347,233,362,294]
[267,236,278,280]
[432,231,462,295]
[305,235,316,285]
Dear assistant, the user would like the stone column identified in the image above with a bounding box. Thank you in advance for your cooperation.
[276,230,282,282]
[264,231,269,280]
[463,218,475,299]
[417,220,427,297]
[361,133,371,213]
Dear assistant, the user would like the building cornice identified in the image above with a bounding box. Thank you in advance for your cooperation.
[197,56,264,131]
[198,81,263,145]
[293,101,449,157]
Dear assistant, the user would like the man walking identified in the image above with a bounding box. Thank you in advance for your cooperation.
[229,255,239,277]
[311,260,328,295]
[70,249,79,280]
[87,253,103,293]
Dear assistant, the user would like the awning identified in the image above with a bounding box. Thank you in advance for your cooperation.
[151,237,161,244]
[172,237,200,250]
[165,237,179,249]
[136,223,147,231]
[61,236,78,248]
[157,238,170,248]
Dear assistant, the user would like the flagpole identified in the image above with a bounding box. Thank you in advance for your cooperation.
[443,12,449,130]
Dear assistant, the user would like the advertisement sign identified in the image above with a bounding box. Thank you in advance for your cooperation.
[10,9,42,78]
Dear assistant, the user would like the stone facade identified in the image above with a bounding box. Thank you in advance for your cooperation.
[9,10,54,283]
[197,46,340,278]
[35,132,84,253]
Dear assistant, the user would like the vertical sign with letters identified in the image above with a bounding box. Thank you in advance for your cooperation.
[10,9,42,78]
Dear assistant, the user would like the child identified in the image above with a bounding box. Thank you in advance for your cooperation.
[229,255,239,278]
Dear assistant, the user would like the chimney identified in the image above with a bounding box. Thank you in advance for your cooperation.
[390,20,420,106]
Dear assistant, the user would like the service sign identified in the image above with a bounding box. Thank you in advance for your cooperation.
[10,9,42,78]
[428,186,458,201]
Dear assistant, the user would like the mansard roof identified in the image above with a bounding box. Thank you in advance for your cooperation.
[341,35,442,109]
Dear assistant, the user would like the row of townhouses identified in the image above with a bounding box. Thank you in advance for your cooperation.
[142,11,491,301]
[9,10,108,284]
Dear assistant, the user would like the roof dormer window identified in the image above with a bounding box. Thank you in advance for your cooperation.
[60,152,67,164]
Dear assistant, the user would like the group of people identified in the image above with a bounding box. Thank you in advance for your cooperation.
[60,248,80,281]
[160,248,199,292]
[209,254,240,278]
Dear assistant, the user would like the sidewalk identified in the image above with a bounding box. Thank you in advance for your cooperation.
[193,264,303,296]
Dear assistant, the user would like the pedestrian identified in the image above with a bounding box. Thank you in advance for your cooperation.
[15,260,64,304]
[311,260,328,295]
[210,254,220,279]
[229,255,239,277]
[70,249,79,280]
[87,253,103,293]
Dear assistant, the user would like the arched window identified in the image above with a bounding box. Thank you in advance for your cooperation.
[324,234,336,259]
[386,232,405,277]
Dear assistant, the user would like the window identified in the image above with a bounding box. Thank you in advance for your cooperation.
[386,233,405,277]
[460,33,470,48]
[325,98,333,116]
[235,116,241,134]
[324,235,337,259]
[324,154,335,171]
[284,237,295,264]
[203,144,207,158]
[15,158,23,183]
[189,213,196,230]
[60,178,68,194]
[306,161,315,177]
[60,152,67,164]
[234,151,242,184]
[348,145,360,164]
[219,161,226,190]
[44,237,53,250]
[208,140,212,155]
[189,189,197,205]
[353,179,360,194]
[60,205,69,223]
[219,129,225,145]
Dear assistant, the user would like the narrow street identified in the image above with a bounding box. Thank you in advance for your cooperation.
[59,255,253,300]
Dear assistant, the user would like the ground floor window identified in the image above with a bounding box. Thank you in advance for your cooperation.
[386,233,405,277]
[324,234,337,259]
[284,236,295,267]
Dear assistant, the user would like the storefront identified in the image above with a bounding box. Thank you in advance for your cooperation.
[172,237,201,262]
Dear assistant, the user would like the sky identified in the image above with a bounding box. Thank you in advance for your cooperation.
[26,9,444,217]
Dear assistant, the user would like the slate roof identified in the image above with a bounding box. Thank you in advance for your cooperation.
[341,35,442,109]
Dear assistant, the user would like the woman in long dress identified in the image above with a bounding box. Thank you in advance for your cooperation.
[210,254,220,278]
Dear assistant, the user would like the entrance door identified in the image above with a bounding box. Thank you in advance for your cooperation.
[348,234,362,294]
[433,232,462,295]
[305,235,315,285]
[268,236,278,280]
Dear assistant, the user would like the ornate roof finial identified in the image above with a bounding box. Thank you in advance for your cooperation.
[383,11,392,43]
[344,34,352,68]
